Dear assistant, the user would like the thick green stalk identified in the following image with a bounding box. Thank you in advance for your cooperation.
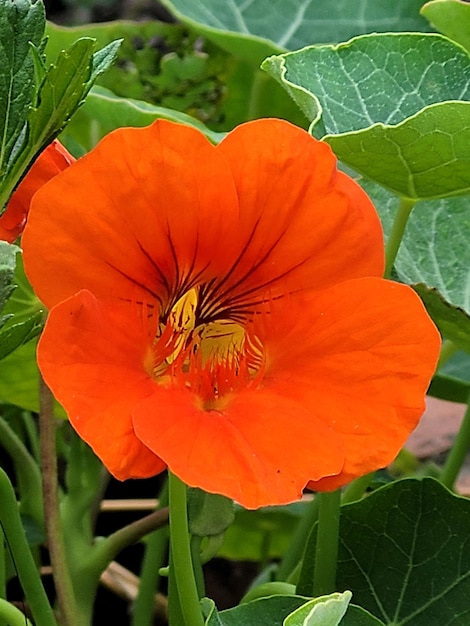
[440,394,470,490]
[0,468,57,626]
[384,197,416,279]
[39,376,79,626]
[312,490,341,597]
[168,472,204,626]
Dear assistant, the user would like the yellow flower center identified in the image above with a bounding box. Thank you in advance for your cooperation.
[152,288,264,404]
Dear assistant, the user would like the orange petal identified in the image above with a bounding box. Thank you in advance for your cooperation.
[1,140,73,242]
[262,277,441,490]
[217,119,384,299]
[37,290,165,479]
[23,121,241,309]
[133,387,344,509]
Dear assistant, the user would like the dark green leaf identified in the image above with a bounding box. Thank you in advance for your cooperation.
[299,478,470,625]
[0,0,45,177]
[429,351,470,402]
[340,605,386,626]
[0,311,42,361]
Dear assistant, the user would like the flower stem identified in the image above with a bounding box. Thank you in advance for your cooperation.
[168,472,204,626]
[313,489,341,597]
[39,375,79,626]
[384,196,416,279]
[276,496,320,582]
[440,394,470,490]
[132,483,169,626]
[0,467,57,626]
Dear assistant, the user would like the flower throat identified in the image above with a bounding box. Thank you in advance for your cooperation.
[152,287,264,405]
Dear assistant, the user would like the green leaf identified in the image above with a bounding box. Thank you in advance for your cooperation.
[367,181,470,305]
[0,311,42,361]
[299,478,470,625]
[422,0,470,53]
[64,86,224,153]
[0,241,19,314]
[160,0,431,64]
[0,0,45,177]
[263,34,470,198]
[0,18,120,214]
[203,595,309,626]
[430,350,470,402]
[187,489,234,537]
[284,591,351,626]
[413,284,470,352]
[328,102,470,199]
[340,605,386,626]
[220,502,307,562]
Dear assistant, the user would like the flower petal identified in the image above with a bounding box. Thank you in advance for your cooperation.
[133,387,344,509]
[217,119,384,300]
[1,141,73,242]
[37,290,165,479]
[262,277,441,490]
[23,121,241,309]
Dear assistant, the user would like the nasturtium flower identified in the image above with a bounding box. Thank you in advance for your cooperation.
[22,119,440,509]
[0,140,74,242]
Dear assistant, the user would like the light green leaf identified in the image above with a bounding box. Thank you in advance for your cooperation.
[328,102,470,199]
[220,502,307,562]
[64,86,224,153]
[188,489,234,537]
[0,0,45,177]
[160,0,431,64]
[284,592,351,626]
[422,0,470,53]
[298,478,470,625]
[263,33,470,198]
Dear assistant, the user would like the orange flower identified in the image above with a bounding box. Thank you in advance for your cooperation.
[0,140,74,242]
[22,119,440,508]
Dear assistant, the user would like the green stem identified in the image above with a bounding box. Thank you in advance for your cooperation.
[384,197,416,279]
[0,468,57,626]
[276,496,319,582]
[168,472,204,626]
[132,484,169,626]
[0,598,33,626]
[39,376,78,626]
[440,394,470,490]
[312,490,341,597]
[0,415,43,526]
[341,473,373,505]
